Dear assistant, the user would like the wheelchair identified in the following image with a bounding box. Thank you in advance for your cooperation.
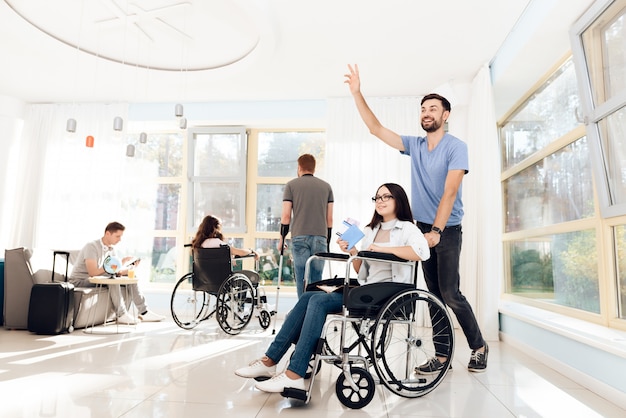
[170,245,273,335]
[280,251,455,409]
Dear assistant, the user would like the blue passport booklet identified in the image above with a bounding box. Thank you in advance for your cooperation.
[337,220,365,250]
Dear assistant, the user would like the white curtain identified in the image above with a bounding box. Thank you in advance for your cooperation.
[325,97,417,243]
[462,64,502,341]
[8,103,129,250]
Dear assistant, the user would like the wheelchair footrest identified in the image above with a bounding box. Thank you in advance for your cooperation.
[281,387,308,401]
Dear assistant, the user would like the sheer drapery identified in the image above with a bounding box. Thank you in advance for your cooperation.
[8,103,129,250]
[463,63,502,340]
[326,97,417,242]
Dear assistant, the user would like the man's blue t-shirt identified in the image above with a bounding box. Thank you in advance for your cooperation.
[400,133,468,226]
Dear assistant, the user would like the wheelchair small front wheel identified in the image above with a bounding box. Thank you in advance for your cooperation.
[335,367,375,409]
[171,273,211,330]
[258,310,271,329]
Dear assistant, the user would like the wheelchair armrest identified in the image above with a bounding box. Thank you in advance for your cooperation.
[357,251,408,263]
[313,252,350,261]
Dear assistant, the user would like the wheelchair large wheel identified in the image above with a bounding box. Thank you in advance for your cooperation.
[171,273,212,330]
[371,289,454,398]
[216,273,254,335]
[335,367,376,409]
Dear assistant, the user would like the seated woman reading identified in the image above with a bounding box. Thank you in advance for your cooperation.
[234,182,430,393]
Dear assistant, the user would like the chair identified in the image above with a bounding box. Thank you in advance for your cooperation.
[3,247,114,330]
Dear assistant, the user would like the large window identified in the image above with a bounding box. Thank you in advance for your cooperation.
[572,0,626,321]
[503,0,626,326]
[187,127,247,233]
[500,58,600,315]
[37,125,187,287]
[121,131,185,285]
[39,117,326,291]
[248,130,326,287]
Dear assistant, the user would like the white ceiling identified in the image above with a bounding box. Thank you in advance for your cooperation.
[0,0,595,117]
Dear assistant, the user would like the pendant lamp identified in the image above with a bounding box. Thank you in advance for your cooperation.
[66,118,77,133]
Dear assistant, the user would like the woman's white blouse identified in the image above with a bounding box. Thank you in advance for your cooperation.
[356,220,430,285]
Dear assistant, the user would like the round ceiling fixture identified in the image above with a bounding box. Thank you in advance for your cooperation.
[5,0,262,71]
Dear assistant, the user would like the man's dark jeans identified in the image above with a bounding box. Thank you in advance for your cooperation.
[417,222,485,355]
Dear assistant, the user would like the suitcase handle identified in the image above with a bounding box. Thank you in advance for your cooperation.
[52,250,70,282]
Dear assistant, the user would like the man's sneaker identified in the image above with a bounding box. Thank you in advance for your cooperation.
[415,357,447,375]
[139,310,165,322]
[117,312,138,325]
[235,359,276,379]
[468,343,489,372]
[254,371,305,393]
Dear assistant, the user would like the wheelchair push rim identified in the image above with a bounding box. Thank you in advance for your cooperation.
[216,273,255,335]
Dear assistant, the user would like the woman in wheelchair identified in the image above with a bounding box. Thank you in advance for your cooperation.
[192,214,260,284]
[234,183,430,393]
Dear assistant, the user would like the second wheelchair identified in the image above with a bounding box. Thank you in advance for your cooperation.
[170,245,273,334]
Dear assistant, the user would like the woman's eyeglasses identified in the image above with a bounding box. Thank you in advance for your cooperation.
[371,194,394,203]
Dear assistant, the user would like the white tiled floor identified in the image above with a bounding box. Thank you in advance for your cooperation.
[2,294,625,418]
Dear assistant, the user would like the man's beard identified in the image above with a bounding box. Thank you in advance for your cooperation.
[421,118,442,133]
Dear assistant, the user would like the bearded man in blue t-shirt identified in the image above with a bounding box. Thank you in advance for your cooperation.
[345,64,488,373]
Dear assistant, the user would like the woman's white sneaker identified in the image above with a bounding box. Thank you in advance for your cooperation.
[254,371,305,393]
[235,359,276,379]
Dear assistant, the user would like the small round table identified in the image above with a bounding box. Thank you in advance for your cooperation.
[84,276,139,334]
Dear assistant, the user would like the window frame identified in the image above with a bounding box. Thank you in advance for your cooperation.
[570,0,626,218]
[499,56,606,325]
[186,126,248,235]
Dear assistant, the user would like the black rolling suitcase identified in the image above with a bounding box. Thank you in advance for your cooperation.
[27,251,75,334]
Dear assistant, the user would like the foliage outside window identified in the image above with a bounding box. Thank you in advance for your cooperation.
[508,230,599,313]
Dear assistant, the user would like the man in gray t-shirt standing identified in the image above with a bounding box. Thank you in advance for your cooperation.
[280,154,334,298]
